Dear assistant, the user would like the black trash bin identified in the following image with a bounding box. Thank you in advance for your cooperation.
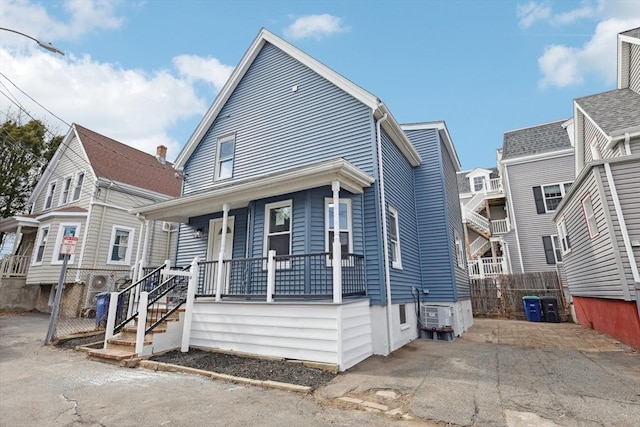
[540,296,560,323]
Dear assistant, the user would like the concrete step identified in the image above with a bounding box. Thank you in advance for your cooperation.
[86,347,136,364]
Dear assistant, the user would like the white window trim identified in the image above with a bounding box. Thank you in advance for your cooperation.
[455,231,465,268]
[58,176,73,206]
[51,223,81,265]
[72,171,85,202]
[106,225,135,265]
[214,133,235,181]
[32,225,50,266]
[325,198,353,265]
[557,218,571,255]
[471,175,487,193]
[389,206,402,269]
[542,181,572,213]
[581,193,599,239]
[551,234,563,264]
[45,181,57,210]
[399,303,409,330]
[263,200,292,267]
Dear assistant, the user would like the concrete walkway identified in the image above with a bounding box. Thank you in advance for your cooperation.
[317,318,640,426]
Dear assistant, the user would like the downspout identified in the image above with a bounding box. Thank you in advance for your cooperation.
[91,186,108,267]
[502,164,525,273]
[375,110,394,355]
[624,133,631,156]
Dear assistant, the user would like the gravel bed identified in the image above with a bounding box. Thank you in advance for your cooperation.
[150,348,336,389]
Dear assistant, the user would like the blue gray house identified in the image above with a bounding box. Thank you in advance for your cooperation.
[132,29,471,370]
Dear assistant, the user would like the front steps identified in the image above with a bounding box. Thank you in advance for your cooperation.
[86,308,183,364]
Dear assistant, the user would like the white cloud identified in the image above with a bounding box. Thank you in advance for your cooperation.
[283,14,350,40]
[517,1,552,29]
[173,55,234,91]
[538,17,640,87]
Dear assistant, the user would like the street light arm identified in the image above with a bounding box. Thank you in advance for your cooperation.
[0,27,64,56]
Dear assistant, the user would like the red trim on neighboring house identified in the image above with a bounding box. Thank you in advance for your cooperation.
[573,296,640,350]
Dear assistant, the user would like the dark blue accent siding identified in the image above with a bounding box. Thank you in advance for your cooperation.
[183,42,375,195]
[406,129,459,302]
[380,130,422,303]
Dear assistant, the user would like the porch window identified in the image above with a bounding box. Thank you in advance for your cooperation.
[325,198,352,259]
[33,226,50,265]
[59,176,72,205]
[581,194,598,238]
[215,134,235,180]
[108,226,134,265]
[557,218,571,255]
[52,223,80,264]
[45,181,56,209]
[389,206,402,269]
[473,176,486,192]
[72,172,84,201]
[264,200,292,258]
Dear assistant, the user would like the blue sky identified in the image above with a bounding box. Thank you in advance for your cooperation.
[1,0,639,170]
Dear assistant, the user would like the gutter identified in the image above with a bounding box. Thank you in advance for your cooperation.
[375,109,394,355]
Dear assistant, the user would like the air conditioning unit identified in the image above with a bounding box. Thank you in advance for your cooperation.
[84,274,112,309]
[420,304,453,330]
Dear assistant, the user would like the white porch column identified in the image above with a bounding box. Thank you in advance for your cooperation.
[266,250,276,302]
[135,291,149,355]
[104,291,119,347]
[181,257,199,352]
[215,203,230,302]
[332,180,342,303]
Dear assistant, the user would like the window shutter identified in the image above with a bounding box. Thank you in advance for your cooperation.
[533,186,545,214]
[542,236,555,264]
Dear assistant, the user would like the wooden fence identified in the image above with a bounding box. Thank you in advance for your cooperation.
[471,271,570,320]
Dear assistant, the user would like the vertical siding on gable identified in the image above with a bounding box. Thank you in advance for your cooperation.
[406,129,456,302]
[183,43,375,195]
[630,43,640,93]
[381,130,422,303]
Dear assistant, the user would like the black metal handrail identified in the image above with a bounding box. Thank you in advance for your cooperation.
[144,265,191,334]
[113,264,165,334]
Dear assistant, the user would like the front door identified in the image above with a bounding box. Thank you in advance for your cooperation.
[207,217,235,293]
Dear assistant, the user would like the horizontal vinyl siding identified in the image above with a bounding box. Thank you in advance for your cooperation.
[561,168,625,299]
[183,42,375,195]
[505,154,574,273]
[340,300,373,369]
[442,139,470,300]
[363,185,384,304]
[381,130,421,303]
[405,129,454,301]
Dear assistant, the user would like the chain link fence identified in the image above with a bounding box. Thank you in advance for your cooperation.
[51,267,132,342]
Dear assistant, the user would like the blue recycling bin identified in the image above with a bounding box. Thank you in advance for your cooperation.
[95,292,124,327]
[522,296,542,322]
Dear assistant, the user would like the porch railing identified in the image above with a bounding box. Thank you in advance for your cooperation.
[196,252,365,299]
[143,265,191,334]
[490,218,510,234]
[0,254,29,277]
[468,257,505,279]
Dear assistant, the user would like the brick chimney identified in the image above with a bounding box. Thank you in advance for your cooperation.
[156,145,167,164]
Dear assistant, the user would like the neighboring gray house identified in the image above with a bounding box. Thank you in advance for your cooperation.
[0,124,180,313]
[102,29,472,371]
[553,27,640,350]
[499,119,575,276]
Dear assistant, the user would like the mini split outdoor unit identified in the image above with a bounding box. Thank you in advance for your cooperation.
[420,304,453,330]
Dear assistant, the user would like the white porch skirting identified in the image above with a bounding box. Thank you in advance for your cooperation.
[189,298,372,371]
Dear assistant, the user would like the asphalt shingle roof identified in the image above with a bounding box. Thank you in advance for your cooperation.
[502,119,572,160]
[75,125,181,198]
[575,89,640,137]
[457,167,499,194]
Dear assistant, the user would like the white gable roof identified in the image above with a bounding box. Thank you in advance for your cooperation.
[174,28,420,169]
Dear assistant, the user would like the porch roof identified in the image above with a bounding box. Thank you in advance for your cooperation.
[0,215,39,233]
[132,158,375,222]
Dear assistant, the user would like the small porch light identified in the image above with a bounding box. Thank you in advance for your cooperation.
[193,228,204,239]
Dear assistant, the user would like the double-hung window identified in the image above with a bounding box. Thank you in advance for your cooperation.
[542,235,563,264]
[215,134,235,180]
[325,198,352,261]
[557,218,571,255]
[72,172,84,201]
[33,226,50,265]
[455,231,465,268]
[581,194,599,238]
[389,206,402,269]
[533,182,572,213]
[264,201,292,266]
[108,226,134,265]
[45,181,56,209]
[52,223,80,264]
[473,176,486,192]
[59,176,72,205]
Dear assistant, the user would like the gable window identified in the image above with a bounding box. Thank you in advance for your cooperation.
[533,182,572,213]
[72,172,84,201]
[52,223,80,264]
[215,134,235,180]
[542,235,563,264]
[557,218,571,255]
[473,176,486,192]
[45,181,56,209]
[264,200,292,263]
[581,194,599,238]
[389,206,402,269]
[33,226,50,265]
[325,198,352,260]
[108,226,134,265]
[455,231,465,268]
[59,176,72,205]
